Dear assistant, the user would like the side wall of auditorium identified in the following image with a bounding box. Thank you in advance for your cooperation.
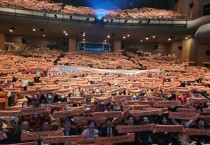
[171,38,210,66]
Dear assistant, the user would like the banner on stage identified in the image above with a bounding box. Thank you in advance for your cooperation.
[51,65,160,75]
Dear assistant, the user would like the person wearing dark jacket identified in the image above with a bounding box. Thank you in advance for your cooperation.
[59,119,79,145]
[99,118,118,137]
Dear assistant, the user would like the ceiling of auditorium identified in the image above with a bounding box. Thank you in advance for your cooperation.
[0,14,191,43]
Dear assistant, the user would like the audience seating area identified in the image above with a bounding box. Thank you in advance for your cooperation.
[0,0,186,20]
[0,50,209,144]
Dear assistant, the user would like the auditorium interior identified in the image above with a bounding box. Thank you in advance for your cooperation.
[0,0,210,145]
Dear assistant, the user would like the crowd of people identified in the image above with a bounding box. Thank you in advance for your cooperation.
[0,0,186,20]
[0,50,209,145]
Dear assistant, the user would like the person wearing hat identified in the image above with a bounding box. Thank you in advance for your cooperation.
[83,107,92,117]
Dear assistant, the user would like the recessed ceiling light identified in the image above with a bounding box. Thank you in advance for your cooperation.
[141,40,143,42]
[185,37,188,40]
[83,39,85,41]
[152,36,155,38]
[146,37,149,40]
[65,33,68,36]
[104,40,107,42]
[9,29,13,32]
[83,34,85,37]
[127,34,130,37]
[123,36,126,39]
[168,38,171,41]
[63,30,66,33]
[107,35,110,38]
[33,28,36,32]
[43,35,45,37]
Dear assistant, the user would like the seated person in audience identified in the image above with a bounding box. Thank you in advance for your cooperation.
[99,118,118,137]
[190,118,209,145]
[22,101,29,108]
[60,119,79,145]
[81,120,99,139]
[82,107,93,117]
[46,93,54,104]
[14,121,30,143]
[49,108,60,129]
[54,95,67,103]
[0,122,8,144]
[8,83,16,106]
[138,116,157,145]
[26,94,39,107]
[155,115,179,145]
[121,115,140,145]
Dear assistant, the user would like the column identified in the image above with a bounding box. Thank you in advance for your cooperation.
[68,37,77,52]
[0,33,5,50]
[182,38,199,64]
[114,40,121,52]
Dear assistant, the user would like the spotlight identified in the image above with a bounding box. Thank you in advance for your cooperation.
[107,35,110,38]
[168,38,171,41]
[152,36,155,38]
[9,27,15,32]
[86,18,89,21]
[104,40,107,42]
[95,15,104,24]
[83,39,85,41]
[141,40,143,43]
[63,30,66,33]
[123,36,126,39]
[54,14,57,18]
[146,36,149,40]
[127,35,130,37]
[65,33,68,36]
[43,34,46,37]
[33,28,36,32]
[185,37,188,40]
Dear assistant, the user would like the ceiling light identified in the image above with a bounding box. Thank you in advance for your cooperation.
[104,40,107,42]
[9,27,15,32]
[83,39,85,41]
[127,35,130,37]
[65,33,68,36]
[168,38,171,41]
[107,35,110,38]
[33,28,36,32]
[63,30,66,33]
[43,35,46,37]
[123,36,126,39]
[152,36,155,38]
[83,34,85,37]
[146,37,149,40]
[185,37,188,40]
[141,40,143,43]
